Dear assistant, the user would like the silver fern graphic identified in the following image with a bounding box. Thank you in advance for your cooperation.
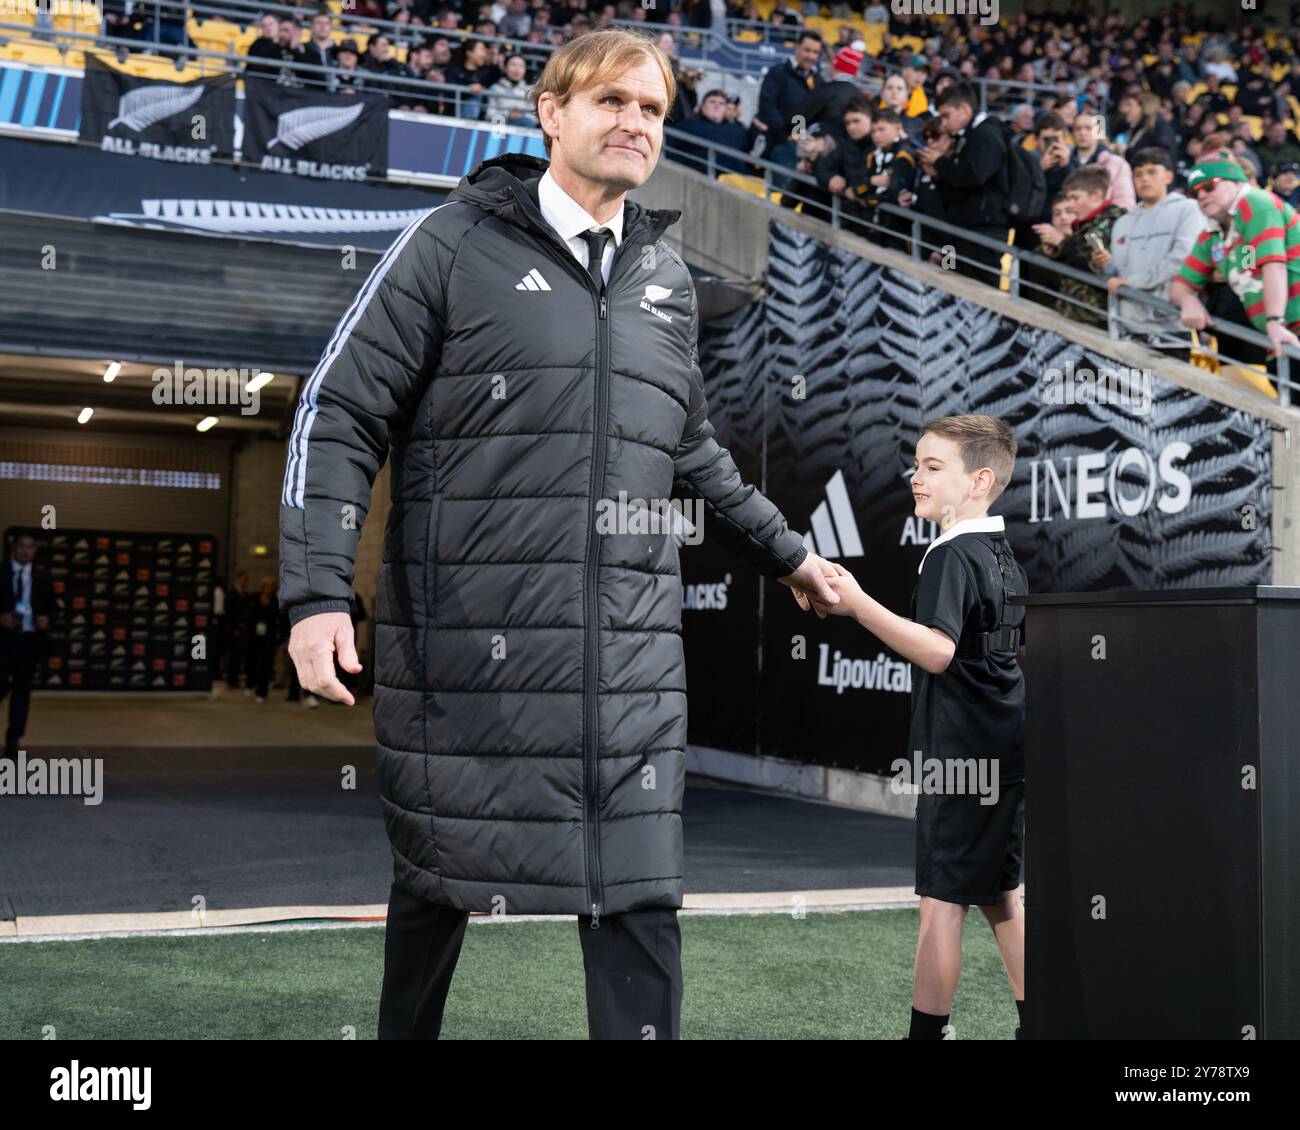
[690,219,1272,777]
[267,102,365,151]
[107,84,205,131]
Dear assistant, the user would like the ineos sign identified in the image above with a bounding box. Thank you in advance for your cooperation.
[1028,442,1192,523]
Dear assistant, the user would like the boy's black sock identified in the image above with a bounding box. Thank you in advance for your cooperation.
[908,1007,950,1040]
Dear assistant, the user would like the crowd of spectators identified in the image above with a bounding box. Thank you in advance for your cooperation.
[102,0,1300,376]
[672,8,1300,380]
[235,0,720,120]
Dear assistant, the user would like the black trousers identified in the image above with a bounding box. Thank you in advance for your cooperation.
[377,881,683,1040]
[1205,282,1272,368]
[246,635,276,698]
[207,614,226,684]
[0,632,38,758]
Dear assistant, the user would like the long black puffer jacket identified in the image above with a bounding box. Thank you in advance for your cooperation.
[279,153,808,918]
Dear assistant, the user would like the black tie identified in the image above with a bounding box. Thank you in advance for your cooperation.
[579,228,612,291]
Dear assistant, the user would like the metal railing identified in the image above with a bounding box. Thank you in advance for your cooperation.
[81,0,1062,110]
[12,0,1077,117]
[660,123,1299,405]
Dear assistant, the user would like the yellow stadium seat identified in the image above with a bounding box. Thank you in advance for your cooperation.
[121,54,203,82]
[191,18,252,49]
[53,12,100,35]
[1221,84,1237,100]
[0,41,75,68]
[718,172,775,201]
[1241,115,1264,140]
[2,8,38,30]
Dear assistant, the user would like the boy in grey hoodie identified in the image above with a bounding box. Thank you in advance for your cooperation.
[1092,146,1205,356]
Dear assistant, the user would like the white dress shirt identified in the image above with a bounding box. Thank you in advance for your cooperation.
[536,169,624,287]
[918,514,1006,574]
[10,560,33,632]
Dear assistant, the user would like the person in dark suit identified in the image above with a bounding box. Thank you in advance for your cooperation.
[224,570,250,691]
[244,576,280,703]
[1,532,56,758]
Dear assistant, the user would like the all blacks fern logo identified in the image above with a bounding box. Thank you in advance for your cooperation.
[107,84,206,132]
[268,103,366,151]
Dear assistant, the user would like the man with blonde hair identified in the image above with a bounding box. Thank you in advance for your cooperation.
[279,27,841,1039]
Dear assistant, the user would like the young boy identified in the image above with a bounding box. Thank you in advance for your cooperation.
[1271,160,1300,208]
[851,107,916,249]
[817,96,874,238]
[811,415,1028,1040]
[1094,147,1205,355]
[1036,165,1128,327]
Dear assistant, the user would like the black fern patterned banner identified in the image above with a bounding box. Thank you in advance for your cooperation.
[242,83,389,181]
[80,55,236,165]
[682,220,1273,776]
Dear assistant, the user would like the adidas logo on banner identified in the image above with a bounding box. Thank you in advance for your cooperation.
[802,469,863,558]
[516,269,552,291]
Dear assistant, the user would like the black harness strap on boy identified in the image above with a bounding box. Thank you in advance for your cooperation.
[955,533,1023,660]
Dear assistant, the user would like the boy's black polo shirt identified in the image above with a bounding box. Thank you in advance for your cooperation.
[909,517,1029,784]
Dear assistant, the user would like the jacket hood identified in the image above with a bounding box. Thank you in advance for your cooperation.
[449,152,682,247]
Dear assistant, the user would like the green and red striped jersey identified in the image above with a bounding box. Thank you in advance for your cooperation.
[1177,186,1300,330]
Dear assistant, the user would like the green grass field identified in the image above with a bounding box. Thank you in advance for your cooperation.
[0,909,1020,1039]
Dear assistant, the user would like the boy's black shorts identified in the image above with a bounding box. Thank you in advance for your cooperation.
[915,779,1024,907]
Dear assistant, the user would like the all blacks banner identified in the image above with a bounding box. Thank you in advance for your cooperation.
[683,220,1273,776]
[242,83,389,181]
[80,55,235,164]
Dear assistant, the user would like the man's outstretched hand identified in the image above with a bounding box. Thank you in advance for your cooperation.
[779,552,846,618]
[288,611,363,706]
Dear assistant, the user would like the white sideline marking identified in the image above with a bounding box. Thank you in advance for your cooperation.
[0,887,979,942]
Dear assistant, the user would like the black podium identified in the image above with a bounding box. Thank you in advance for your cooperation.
[1012,586,1300,1040]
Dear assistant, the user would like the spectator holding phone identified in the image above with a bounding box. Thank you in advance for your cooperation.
[1017,111,1079,245]
[1036,165,1127,326]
